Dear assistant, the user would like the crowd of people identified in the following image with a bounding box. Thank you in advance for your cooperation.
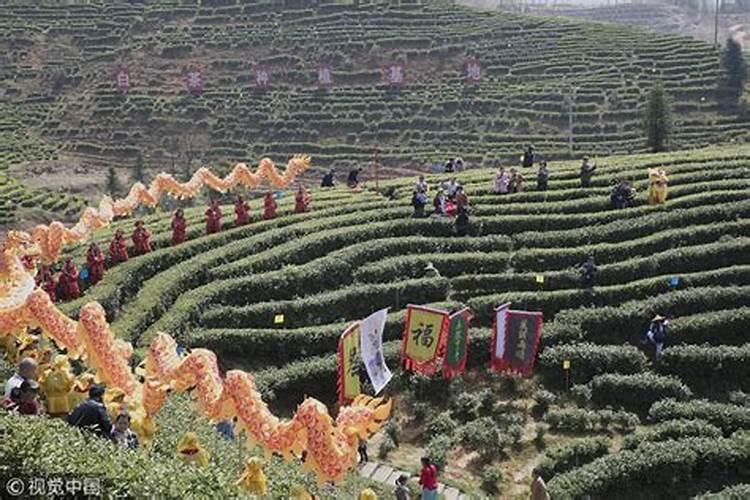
[36,187,312,304]
[2,353,139,450]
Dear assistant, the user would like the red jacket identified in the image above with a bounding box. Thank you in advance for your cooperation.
[419,464,438,490]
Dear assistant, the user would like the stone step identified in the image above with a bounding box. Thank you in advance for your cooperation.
[371,464,394,483]
[358,461,378,478]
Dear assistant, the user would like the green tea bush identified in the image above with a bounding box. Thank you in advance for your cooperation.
[587,373,692,416]
[548,436,750,499]
[660,344,750,394]
[621,418,723,450]
[538,343,648,387]
[480,465,503,495]
[536,437,611,481]
[648,399,750,435]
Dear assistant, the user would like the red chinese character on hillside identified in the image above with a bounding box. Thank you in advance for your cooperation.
[185,66,203,94]
[114,66,130,93]
[318,64,333,88]
[255,65,270,89]
[385,63,405,87]
[465,58,481,84]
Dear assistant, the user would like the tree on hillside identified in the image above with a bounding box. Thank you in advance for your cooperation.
[721,38,748,104]
[132,152,146,184]
[106,167,123,196]
[642,83,673,153]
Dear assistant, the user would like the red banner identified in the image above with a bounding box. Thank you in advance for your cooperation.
[318,64,333,88]
[255,65,270,89]
[114,65,131,93]
[401,305,449,376]
[465,58,481,84]
[491,307,542,377]
[385,63,405,87]
[185,66,203,94]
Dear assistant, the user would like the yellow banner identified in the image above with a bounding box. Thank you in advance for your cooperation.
[404,307,446,364]
[341,325,361,400]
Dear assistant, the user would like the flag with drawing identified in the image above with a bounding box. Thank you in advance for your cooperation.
[359,308,392,395]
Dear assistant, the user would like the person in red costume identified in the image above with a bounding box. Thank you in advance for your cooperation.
[171,209,187,245]
[37,265,57,301]
[294,185,311,214]
[205,200,222,234]
[109,229,129,264]
[263,192,278,220]
[234,195,250,226]
[59,258,80,301]
[86,242,106,286]
[132,220,151,256]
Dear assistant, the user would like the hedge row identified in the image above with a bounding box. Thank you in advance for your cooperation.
[695,484,750,499]
[473,178,749,218]
[453,232,750,297]
[537,343,648,388]
[546,286,750,346]
[660,344,750,394]
[542,407,640,433]
[354,251,510,283]
[109,209,425,343]
[475,192,750,237]
[511,229,750,273]
[200,277,449,330]
[536,437,611,481]
[621,419,723,450]
[585,373,693,417]
[470,271,750,327]
[648,399,750,435]
[513,199,750,248]
[547,436,750,499]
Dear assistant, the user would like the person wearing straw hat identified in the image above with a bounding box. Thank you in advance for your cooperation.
[645,314,669,362]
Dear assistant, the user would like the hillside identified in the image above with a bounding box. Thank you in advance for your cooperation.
[48,144,750,496]
[1,0,749,227]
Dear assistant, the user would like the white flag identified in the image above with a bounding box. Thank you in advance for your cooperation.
[494,303,512,358]
[359,308,392,394]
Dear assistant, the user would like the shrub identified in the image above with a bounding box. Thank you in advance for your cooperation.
[425,435,452,471]
[621,419,722,450]
[548,436,750,499]
[588,373,692,416]
[536,437,611,481]
[532,389,557,417]
[480,465,503,495]
[660,344,750,394]
[451,392,481,423]
[378,435,397,460]
[648,399,750,436]
[384,421,400,447]
[458,417,506,461]
[543,407,640,433]
[426,411,457,439]
[538,343,648,387]
[695,483,750,499]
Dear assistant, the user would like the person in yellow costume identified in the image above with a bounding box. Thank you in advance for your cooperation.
[39,355,75,416]
[235,457,268,495]
[360,488,378,500]
[68,373,96,410]
[648,168,668,205]
[176,432,210,467]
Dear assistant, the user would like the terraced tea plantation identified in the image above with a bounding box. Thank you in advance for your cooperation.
[1,0,749,177]
[52,144,750,496]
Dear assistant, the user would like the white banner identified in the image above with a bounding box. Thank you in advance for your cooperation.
[359,308,392,394]
[494,303,512,358]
